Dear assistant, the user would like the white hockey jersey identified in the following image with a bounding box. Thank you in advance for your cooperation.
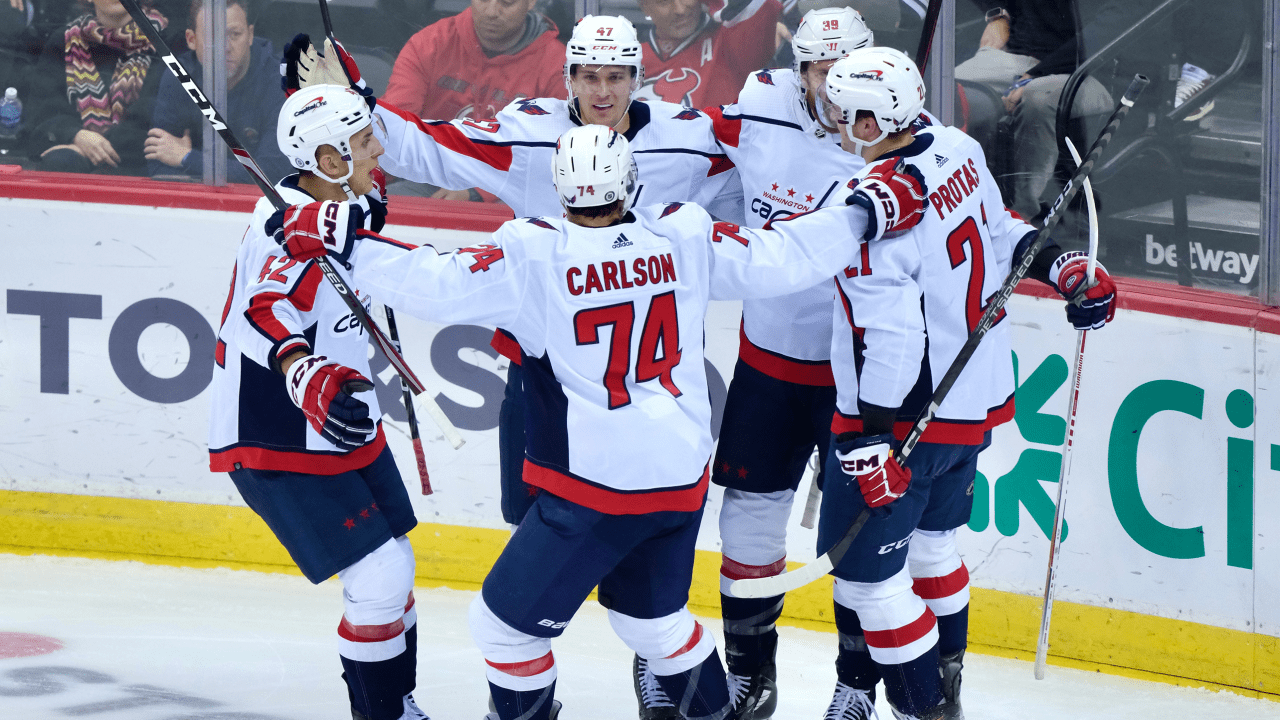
[344,201,871,513]
[706,68,866,384]
[830,126,1035,445]
[374,96,746,362]
[208,177,386,474]
[706,68,937,384]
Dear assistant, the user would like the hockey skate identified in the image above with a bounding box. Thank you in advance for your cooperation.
[402,694,430,719]
[483,696,561,720]
[632,655,681,720]
[823,682,878,720]
[938,650,965,720]
[727,662,778,719]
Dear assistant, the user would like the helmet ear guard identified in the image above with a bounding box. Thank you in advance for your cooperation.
[277,84,377,187]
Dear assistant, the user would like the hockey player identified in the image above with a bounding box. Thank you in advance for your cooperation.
[207,85,427,720]
[818,48,1118,719]
[281,15,744,534]
[690,9,886,716]
[271,124,929,720]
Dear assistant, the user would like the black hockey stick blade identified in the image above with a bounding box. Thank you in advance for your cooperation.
[728,74,1148,600]
[117,0,426,396]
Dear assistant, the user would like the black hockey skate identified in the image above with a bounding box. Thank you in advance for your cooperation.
[823,682,878,720]
[632,655,681,720]
[938,649,965,720]
[727,662,778,719]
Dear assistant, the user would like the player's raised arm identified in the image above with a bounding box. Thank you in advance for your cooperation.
[273,200,527,330]
[704,158,928,300]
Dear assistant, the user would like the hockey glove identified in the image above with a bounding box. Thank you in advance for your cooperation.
[268,200,364,266]
[847,158,928,242]
[835,432,911,508]
[281,34,375,109]
[1050,251,1118,330]
[286,355,376,448]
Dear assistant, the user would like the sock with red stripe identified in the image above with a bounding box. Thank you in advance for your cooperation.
[833,602,880,694]
[341,647,416,720]
[720,591,783,676]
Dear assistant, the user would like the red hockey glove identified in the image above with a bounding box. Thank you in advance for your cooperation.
[1050,251,1118,330]
[280,34,374,109]
[835,432,911,508]
[268,200,362,264]
[286,355,376,449]
[847,158,928,242]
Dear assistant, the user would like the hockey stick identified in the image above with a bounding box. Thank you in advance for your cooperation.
[1033,138,1098,679]
[728,74,1148,599]
[914,0,944,72]
[118,0,426,398]
[314,0,460,492]
[800,450,822,529]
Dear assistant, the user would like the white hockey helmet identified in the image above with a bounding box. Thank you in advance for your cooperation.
[563,15,645,96]
[277,84,377,185]
[824,47,926,149]
[551,125,638,211]
[792,7,874,74]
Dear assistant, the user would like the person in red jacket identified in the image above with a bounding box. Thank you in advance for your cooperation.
[384,0,565,122]
[635,0,784,108]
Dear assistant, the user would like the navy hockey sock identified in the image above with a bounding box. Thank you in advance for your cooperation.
[341,644,416,720]
[402,624,418,696]
[651,650,733,720]
[934,604,968,658]
[489,680,558,720]
[720,591,783,676]
[879,646,944,718]
[833,602,881,692]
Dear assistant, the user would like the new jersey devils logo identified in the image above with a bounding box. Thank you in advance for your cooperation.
[636,68,703,106]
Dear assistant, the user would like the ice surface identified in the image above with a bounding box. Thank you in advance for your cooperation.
[1,554,1274,719]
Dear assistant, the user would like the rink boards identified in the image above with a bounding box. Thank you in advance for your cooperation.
[1,190,1277,700]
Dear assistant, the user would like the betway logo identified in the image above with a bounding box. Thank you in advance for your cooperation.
[1145,235,1258,285]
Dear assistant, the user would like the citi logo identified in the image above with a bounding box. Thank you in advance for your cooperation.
[877,535,912,555]
[537,619,568,629]
[294,97,326,116]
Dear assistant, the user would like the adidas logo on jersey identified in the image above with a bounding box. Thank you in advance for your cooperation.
[935,154,948,167]
[612,233,633,249]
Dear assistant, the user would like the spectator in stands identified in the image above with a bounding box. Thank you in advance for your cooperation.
[381,0,564,201]
[145,0,289,183]
[954,1,1117,222]
[383,0,564,121]
[635,0,784,108]
[26,0,171,175]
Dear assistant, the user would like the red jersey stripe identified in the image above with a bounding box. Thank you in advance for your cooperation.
[523,459,709,515]
[491,328,522,365]
[377,101,515,172]
[738,323,835,386]
[704,106,742,148]
[209,427,387,474]
[830,394,1014,446]
[245,263,324,343]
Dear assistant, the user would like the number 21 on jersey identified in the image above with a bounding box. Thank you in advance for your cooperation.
[574,291,682,409]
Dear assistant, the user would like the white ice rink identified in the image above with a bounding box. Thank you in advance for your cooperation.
[1,554,1274,720]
